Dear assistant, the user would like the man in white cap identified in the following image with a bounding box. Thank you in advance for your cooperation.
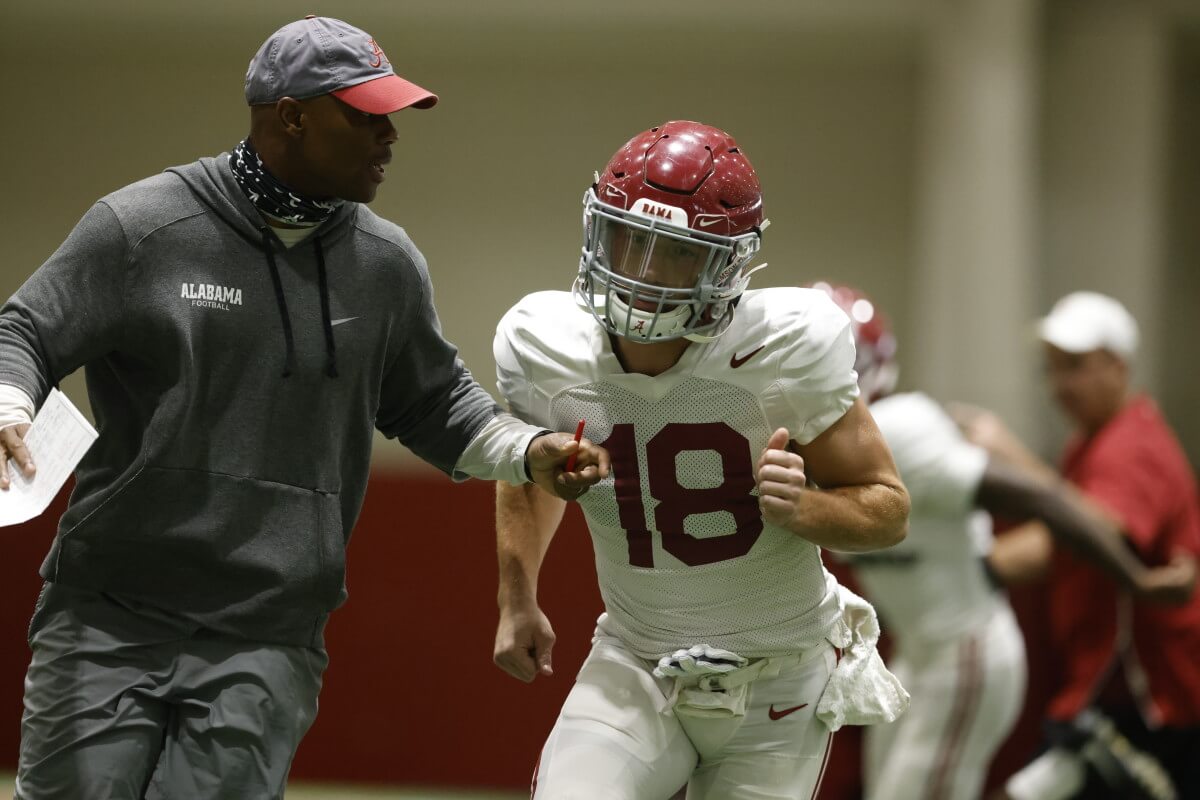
[0,16,608,799]
[956,291,1200,800]
[1035,291,1141,437]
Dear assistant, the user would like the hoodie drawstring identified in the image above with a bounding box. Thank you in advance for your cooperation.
[259,227,339,379]
[314,236,339,378]
[261,227,297,378]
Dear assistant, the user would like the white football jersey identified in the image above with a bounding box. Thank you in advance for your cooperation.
[494,287,860,659]
[842,392,999,644]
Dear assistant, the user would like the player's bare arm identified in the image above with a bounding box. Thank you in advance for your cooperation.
[0,423,35,490]
[494,481,569,683]
[977,458,1196,604]
[757,397,908,552]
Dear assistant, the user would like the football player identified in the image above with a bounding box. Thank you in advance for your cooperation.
[490,121,911,799]
[813,283,1194,800]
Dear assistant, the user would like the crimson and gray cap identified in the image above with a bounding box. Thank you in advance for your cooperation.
[1037,291,1139,359]
[245,15,437,114]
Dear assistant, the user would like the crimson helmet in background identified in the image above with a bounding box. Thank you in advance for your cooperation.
[810,281,899,402]
[575,121,768,342]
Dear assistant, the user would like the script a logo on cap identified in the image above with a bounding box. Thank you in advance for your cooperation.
[367,38,389,69]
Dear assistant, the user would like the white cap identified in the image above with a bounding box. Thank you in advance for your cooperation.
[1037,291,1138,359]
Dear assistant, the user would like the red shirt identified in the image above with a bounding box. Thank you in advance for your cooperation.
[1046,395,1200,727]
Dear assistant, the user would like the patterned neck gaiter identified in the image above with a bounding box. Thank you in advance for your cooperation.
[230,139,343,226]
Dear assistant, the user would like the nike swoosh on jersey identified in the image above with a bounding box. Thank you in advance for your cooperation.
[729,345,766,369]
[330,317,359,327]
[697,217,722,227]
[768,703,809,721]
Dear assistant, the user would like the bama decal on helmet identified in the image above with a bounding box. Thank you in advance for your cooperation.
[630,198,688,226]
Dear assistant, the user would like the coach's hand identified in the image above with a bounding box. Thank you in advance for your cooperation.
[526,432,610,501]
[494,600,556,683]
[0,424,35,490]
[756,428,806,528]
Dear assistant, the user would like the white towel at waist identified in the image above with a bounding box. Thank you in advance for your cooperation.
[816,584,910,731]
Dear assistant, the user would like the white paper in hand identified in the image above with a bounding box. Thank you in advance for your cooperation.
[0,389,97,526]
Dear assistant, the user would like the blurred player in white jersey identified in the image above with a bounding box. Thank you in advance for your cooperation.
[812,283,1193,800]
[489,121,912,800]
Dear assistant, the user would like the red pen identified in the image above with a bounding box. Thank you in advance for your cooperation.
[565,419,586,471]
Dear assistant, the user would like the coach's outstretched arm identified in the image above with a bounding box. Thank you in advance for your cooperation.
[757,398,909,552]
[953,403,1195,603]
[978,447,1196,605]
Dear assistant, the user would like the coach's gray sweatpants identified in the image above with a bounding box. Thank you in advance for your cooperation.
[14,582,328,800]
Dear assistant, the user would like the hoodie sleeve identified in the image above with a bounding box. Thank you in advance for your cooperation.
[0,201,128,404]
[374,245,502,476]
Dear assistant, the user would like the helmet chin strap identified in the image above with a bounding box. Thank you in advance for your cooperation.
[605,293,694,342]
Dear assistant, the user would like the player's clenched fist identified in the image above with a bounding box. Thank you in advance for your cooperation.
[494,601,556,683]
[756,427,806,528]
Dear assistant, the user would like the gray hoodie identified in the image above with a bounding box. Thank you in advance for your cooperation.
[0,155,501,646]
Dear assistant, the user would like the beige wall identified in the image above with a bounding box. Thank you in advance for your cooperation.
[1164,25,1200,469]
[2,1,1196,468]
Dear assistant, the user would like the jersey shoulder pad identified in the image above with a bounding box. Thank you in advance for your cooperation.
[711,288,859,444]
[496,291,595,362]
[706,287,853,377]
[493,291,599,421]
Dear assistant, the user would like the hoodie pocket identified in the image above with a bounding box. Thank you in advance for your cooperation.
[56,465,345,631]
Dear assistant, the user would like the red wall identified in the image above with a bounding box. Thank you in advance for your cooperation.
[1,474,1053,796]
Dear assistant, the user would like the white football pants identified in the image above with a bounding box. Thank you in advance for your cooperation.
[531,630,838,800]
[864,601,1026,800]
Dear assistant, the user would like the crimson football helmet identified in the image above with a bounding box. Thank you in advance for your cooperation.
[810,281,899,402]
[575,121,768,342]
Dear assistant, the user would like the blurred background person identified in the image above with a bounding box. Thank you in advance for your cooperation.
[954,291,1200,800]
[815,282,1193,800]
